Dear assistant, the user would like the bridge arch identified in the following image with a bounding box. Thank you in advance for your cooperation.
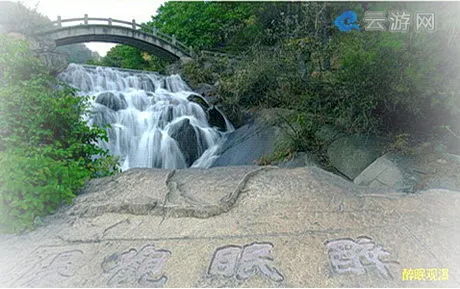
[32,16,194,62]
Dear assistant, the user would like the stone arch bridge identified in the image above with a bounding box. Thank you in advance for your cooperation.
[32,15,195,62]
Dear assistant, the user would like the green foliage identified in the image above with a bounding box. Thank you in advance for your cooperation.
[148,2,258,51]
[88,45,168,72]
[386,133,415,156]
[0,36,43,83]
[0,147,88,232]
[57,44,98,64]
[206,1,460,161]
[0,36,119,233]
[218,49,283,107]
[257,147,295,166]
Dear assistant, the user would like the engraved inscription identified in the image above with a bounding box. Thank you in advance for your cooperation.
[208,242,284,282]
[325,236,393,279]
[19,249,84,287]
[102,244,171,287]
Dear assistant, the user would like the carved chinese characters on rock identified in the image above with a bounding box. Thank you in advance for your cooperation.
[325,236,394,279]
[208,242,284,282]
[18,249,85,287]
[102,244,171,287]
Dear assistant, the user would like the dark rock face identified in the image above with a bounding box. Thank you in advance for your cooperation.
[212,119,281,167]
[90,104,117,127]
[211,109,304,167]
[140,76,155,92]
[187,94,209,111]
[36,51,68,75]
[194,83,217,98]
[327,135,385,179]
[96,92,128,111]
[169,118,200,166]
[207,106,227,131]
[186,94,227,131]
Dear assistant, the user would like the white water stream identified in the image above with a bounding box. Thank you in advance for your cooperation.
[59,63,233,170]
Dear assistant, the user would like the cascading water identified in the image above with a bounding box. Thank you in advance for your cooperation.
[59,63,233,171]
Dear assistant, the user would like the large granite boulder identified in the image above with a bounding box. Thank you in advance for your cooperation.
[212,109,295,167]
[327,134,385,179]
[1,166,460,287]
[354,153,419,192]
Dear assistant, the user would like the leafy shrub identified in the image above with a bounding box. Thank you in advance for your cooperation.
[0,147,89,231]
[0,36,119,233]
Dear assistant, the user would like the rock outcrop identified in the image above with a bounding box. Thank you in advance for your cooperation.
[1,166,459,287]
[327,135,385,179]
[212,109,293,167]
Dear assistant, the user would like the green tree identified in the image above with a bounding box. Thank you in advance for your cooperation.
[0,36,119,233]
[147,1,257,51]
[100,45,148,69]
[210,1,460,158]
[56,44,95,64]
[88,44,168,72]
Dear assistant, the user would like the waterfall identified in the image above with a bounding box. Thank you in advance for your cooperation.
[58,63,233,170]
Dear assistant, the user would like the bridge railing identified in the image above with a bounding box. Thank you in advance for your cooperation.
[41,15,195,56]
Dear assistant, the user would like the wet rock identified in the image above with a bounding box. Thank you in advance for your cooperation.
[140,76,155,92]
[212,122,281,167]
[207,106,226,131]
[212,109,296,167]
[187,94,209,111]
[95,92,128,111]
[129,93,149,111]
[169,118,200,166]
[90,103,117,127]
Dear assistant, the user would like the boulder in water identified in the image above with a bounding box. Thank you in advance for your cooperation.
[90,103,117,127]
[207,106,226,131]
[140,76,155,91]
[95,92,128,111]
[212,122,281,167]
[212,108,294,167]
[169,118,200,166]
[187,94,209,111]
